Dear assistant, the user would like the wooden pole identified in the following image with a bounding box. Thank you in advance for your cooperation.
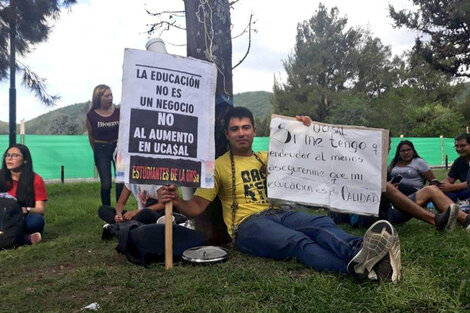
[165,200,173,269]
[145,38,173,270]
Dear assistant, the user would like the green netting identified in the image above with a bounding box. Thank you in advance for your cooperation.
[253,136,460,167]
[0,135,95,180]
[0,135,460,180]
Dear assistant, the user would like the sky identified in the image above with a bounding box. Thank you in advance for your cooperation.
[0,0,418,123]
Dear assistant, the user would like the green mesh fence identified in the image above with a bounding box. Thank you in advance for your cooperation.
[0,135,460,180]
[0,135,95,180]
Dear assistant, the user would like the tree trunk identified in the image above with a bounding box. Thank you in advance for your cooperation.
[184,0,233,245]
[184,0,232,98]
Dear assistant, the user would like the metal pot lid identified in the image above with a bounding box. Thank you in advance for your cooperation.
[182,246,229,264]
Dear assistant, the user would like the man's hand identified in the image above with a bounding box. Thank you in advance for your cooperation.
[438,181,454,192]
[123,210,139,221]
[295,115,312,127]
[158,185,180,204]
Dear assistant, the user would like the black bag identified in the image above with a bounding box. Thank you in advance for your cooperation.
[0,198,25,249]
[116,223,205,267]
[102,220,143,240]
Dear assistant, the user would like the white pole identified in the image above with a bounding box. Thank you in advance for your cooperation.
[440,135,444,166]
[20,118,25,144]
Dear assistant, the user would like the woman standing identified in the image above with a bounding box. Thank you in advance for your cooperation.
[0,144,46,244]
[86,84,123,205]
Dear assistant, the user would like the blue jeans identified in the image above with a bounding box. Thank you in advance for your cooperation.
[445,189,470,202]
[24,213,45,234]
[93,142,123,205]
[234,210,362,274]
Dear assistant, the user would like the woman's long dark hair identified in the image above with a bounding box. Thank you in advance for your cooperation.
[389,140,422,171]
[0,144,35,207]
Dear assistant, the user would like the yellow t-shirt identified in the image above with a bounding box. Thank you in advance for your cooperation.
[194,151,271,237]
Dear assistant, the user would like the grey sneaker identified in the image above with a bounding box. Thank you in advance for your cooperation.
[435,203,459,231]
[371,233,402,283]
[347,220,398,280]
[372,254,392,281]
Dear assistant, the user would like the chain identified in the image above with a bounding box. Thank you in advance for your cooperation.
[229,150,238,236]
[229,150,266,236]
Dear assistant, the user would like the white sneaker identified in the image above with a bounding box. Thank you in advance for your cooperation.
[347,220,398,280]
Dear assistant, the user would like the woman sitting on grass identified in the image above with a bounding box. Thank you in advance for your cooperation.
[0,144,47,244]
[389,140,435,195]
[98,184,168,224]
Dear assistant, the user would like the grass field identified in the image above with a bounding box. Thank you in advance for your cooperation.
[1,169,470,313]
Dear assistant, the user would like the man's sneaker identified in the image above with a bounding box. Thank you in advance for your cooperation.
[25,232,42,244]
[463,214,470,232]
[347,220,398,280]
[435,203,459,231]
[372,254,392,281]
[371,233,402,283]
[101,223,112,240]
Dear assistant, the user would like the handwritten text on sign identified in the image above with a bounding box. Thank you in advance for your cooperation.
[267,115,386,216]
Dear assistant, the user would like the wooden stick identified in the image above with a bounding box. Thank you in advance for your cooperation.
[165,201,173,269]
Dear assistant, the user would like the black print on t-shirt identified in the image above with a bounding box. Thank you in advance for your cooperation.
[240,168,269,204]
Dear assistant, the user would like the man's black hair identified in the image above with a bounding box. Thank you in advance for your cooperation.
[223,106,255,130]
[455,133,470,144]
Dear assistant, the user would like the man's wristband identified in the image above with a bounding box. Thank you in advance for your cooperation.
[26,207,31,214]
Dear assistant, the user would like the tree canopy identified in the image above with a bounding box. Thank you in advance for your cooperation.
[269,3,469,138]
[273,4,396,122]
[389,0,470,78]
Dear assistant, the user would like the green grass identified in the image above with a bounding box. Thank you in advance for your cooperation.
[1,178,470,313]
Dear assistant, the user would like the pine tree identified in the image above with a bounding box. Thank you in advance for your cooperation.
[390,0,470,77]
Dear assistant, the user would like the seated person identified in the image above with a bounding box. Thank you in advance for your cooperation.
[438,133,470,202]
[0,144,46,244]
[100,183,205,262]
[158,107,401,282]
[388,140,435,195]
[98,184,167,224]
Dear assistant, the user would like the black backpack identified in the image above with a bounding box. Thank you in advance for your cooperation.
[0,198,25,249]
[116,223,205,267]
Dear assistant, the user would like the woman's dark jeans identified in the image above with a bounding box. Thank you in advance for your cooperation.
[24,213,45,234]
[93,142,123,205]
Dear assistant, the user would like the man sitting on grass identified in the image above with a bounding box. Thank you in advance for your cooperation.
[158,107,401,282]
[438,133,470,202]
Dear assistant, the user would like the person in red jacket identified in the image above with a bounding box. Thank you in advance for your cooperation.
[0,144,47,244]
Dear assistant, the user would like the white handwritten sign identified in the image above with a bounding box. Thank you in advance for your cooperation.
[267,115,388,216]
[116,48,217,188]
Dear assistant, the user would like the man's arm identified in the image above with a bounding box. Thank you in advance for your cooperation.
[158,185,210,217]
[439,176,467,192]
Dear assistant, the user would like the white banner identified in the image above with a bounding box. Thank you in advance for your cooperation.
[267,115,388,216]
[116,49,217,188]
